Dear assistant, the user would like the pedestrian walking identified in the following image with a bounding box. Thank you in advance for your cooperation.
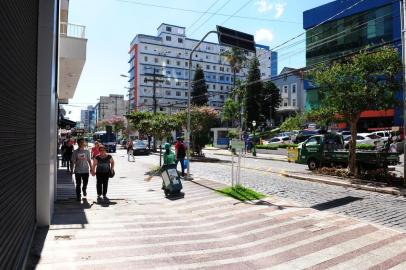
[127,140,135,162]
[174,137,186,177]
[91,141,100,159]
[92,145,115,201]
[71,138,93,201]
[64,139,74,172]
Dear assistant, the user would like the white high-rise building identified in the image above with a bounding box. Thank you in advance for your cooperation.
[127,23,278,114]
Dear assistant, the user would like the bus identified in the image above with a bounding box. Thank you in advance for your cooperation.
[93,131,116,153]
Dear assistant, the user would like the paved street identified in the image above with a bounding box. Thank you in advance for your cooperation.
[30,149,406,269]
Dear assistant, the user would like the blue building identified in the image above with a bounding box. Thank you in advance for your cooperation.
[303,0,403,130]
[271,67,306,125]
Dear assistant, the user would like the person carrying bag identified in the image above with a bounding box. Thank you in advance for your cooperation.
[91,145,115,201]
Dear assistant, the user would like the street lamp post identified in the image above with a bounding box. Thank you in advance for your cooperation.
[252,120,257,157]
[186,30,218,180]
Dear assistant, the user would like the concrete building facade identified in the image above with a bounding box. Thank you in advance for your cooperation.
[127,23,278,114]
[271,67,306,124]
[95,94,129,122]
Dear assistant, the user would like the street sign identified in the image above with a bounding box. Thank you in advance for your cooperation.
[230,139,245,150]
[216,26,256,52]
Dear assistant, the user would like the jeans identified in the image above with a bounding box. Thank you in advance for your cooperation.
[175,158,185,176]
[75,173,89,199]
[96,172,109,196]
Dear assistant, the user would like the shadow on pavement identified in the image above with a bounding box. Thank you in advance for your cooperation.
[311,196,363,211]
[26,167,90,269]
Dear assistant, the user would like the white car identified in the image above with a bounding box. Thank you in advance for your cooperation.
[343,133,384,146]
[371,130,391,142]
[266,136,291,145]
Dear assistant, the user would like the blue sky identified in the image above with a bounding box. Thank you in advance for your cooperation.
[66,0,332,121]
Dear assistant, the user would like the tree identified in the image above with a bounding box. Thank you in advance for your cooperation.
[109,115,126,137]
[191,66,208,106]
[305,107,339,129]
[280,114,305,131]
[176,106,218,155]
[261,81,281,126]
[311,47,401,175]
[221,98,240,126]
[127,111,154,148]
[222,48,247,90]
[244,57,262,128]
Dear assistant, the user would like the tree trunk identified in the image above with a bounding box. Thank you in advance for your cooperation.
[348,117,359,176]
[159,144,162,166]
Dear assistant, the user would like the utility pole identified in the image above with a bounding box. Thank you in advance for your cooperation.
[144,68,164,151]
[401,0,406,181]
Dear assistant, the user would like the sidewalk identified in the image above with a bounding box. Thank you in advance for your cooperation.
[27,154,406,270]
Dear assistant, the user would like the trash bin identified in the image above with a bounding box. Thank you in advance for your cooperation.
[161,164,183,197]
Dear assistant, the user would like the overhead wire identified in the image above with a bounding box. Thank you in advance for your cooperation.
[220,0,253,26]
[187,0,221,34]
[270,0,366,51]
[115,0,300,25]
[188,0,233,36]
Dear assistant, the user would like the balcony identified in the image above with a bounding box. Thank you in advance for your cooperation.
[58,22,87,101]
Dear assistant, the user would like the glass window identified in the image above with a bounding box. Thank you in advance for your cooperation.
[292,99,296,106]
[154,58,158,63]
[178,38,183,43]
[144,56,148,62]
[177,61,181,66]
[292,84,297,93]
[176,91,181,96]
[176,81,181,86]
[166,36,171,41]
[165,90,171,96]
[166,59,170,65]
[185,62,188,67]
[306,137,320,146]
[166,26,172,32]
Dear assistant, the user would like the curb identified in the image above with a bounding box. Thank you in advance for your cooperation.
[282,172,404,196]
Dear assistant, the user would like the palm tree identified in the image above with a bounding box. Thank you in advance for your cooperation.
[222,48,247,129]
[222,48,247,92]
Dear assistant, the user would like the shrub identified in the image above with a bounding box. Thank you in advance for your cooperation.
[356,144,375,150]
[256,145,278,150]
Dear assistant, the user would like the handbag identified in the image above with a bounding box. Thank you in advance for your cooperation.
[109,168,115,178]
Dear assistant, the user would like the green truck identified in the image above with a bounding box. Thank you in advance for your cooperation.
[297,133,400,171]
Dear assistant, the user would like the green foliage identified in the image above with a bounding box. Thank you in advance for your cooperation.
[311,46,402,175]
[227,130,238,139]
[356,144,375,150]
[222,48,247,88]
[244,57,262,128]
[277,143,298,149]
[221,98,240,124]
[191,66,208,106]
[175,106,218,155]
[305,107,338,128]
[255,145,278,150]
[261,81,282,123]
[217,185,266,201]
[280,114,305,131]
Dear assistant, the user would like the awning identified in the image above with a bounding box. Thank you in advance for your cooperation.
[58,118,76,129]
[360,109,395,118]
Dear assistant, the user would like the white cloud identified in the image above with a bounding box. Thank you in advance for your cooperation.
[274,3,286,18]
[255,0,273,13]
[255,28,274,43]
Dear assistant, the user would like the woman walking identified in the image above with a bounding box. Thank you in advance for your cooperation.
[71,138,93,201]
[92,145,115,201]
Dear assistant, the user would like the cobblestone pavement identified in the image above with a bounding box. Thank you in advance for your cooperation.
[30,150,406,270]
[192,155,406,232]
[141,152,406,231]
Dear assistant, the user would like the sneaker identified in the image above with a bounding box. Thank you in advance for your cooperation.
[103,195,109,201]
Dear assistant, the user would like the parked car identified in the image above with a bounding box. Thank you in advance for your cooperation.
[371,130,391,142]
[133,140,150,155]
[343,133,384,147]
[294,129,322,144]
[339,130,351,137]
[265,136,290,145]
